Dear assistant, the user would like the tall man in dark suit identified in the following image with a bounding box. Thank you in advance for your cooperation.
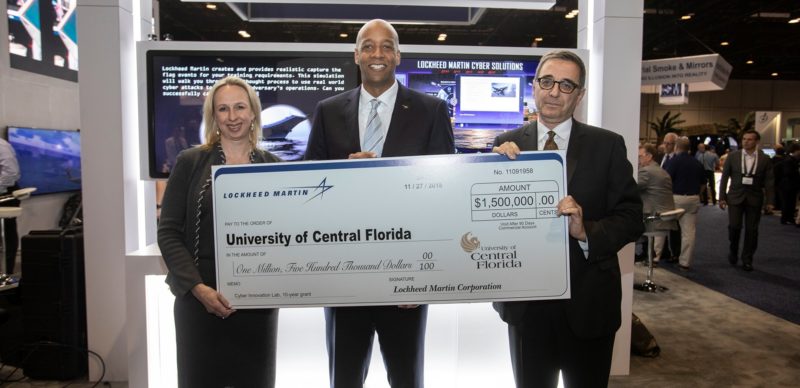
[719,130,775,271]
[305,19,454,388]
[492,50,643,388]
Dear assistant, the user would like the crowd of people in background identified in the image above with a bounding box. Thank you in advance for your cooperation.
[639,130,799,274]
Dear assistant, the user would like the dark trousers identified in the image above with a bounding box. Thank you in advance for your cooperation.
[727,202,762,264]
[507,302,615,388]
[700,170,717,204]
[780,187,798,224]
[325,305,427,388]
[660,228,681,261]
[1,196,20,274]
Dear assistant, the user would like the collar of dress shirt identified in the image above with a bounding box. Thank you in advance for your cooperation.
[360,80,399,111]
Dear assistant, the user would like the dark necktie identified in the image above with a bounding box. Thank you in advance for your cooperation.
[543,130,558,150]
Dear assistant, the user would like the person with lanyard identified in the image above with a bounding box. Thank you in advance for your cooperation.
[158,76,282,387]
[719,130,775,272]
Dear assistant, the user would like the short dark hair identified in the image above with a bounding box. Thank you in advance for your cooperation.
[535,50,586,88]
[742,130,760,141]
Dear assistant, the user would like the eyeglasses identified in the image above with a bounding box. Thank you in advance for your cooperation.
[536,77,579,94]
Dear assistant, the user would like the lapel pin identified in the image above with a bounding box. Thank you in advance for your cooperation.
[402,104,409,109]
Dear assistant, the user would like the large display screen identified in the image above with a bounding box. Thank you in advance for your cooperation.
[395,54,538,152]
[146,50,360,178]
[7,126,81,195]
[144,47,542,178]
[7,0,78,81]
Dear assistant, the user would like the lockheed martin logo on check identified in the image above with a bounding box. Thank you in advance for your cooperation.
[304,177,334,202]
[221,178,334,203]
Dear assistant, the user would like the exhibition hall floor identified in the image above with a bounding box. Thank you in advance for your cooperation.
[2,264,798,387]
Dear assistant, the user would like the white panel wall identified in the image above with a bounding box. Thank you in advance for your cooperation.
[0,1,78,250]
[579,0,644,376]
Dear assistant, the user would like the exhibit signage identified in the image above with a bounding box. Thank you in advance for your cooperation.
[641,54,732,93]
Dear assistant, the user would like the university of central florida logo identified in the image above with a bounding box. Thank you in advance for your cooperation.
[460,232,481,252]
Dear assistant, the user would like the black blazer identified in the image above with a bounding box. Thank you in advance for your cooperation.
[492,120,643,339]
[305,84,454,159]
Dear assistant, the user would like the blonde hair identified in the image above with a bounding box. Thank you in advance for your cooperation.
[201,76,262,149]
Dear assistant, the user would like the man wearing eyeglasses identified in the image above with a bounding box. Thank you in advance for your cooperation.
[491,50,643,388]
[660,132,678,169]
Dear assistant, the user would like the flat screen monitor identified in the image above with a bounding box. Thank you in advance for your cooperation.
[6,126,81,195]
[146,50,360,178]
[395,54,539,153]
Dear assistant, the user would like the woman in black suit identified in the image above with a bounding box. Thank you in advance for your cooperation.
[158,76,281,388]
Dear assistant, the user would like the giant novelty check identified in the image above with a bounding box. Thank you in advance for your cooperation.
[212,152,570,308]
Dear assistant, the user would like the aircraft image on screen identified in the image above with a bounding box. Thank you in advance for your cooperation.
[491,82,516,97]
[264,114,306,140]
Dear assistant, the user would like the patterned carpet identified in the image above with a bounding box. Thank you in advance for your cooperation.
[612,264,800,387]
[658,205,800,324]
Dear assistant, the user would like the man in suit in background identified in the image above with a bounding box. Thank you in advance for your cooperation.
[305,19,454,388]
[637,143,677,265]
[719,130,775,271]
[660,132,678,169]
[659,132,681,262]
[492,50,643,388]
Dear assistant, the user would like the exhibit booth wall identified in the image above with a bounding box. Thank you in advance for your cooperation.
[0,1,79,240]
[74,0,643,385]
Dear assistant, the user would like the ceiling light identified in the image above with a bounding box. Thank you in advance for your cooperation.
[437,33,447,41]
[789,18,800,24]
[746,60,754,65]
[206,3,217,10]
[720,41,729,46]
[680,14,692,20]
[565,9,578,19]
[771,72,779,77]
[534,37,544,42]
[339,33,348,38]
[238,30,251,38]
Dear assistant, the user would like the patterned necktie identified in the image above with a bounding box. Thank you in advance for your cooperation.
[362,99,384,156]
[543,130,558,150]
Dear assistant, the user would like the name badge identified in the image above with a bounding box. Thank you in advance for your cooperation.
[742,176,754,185]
